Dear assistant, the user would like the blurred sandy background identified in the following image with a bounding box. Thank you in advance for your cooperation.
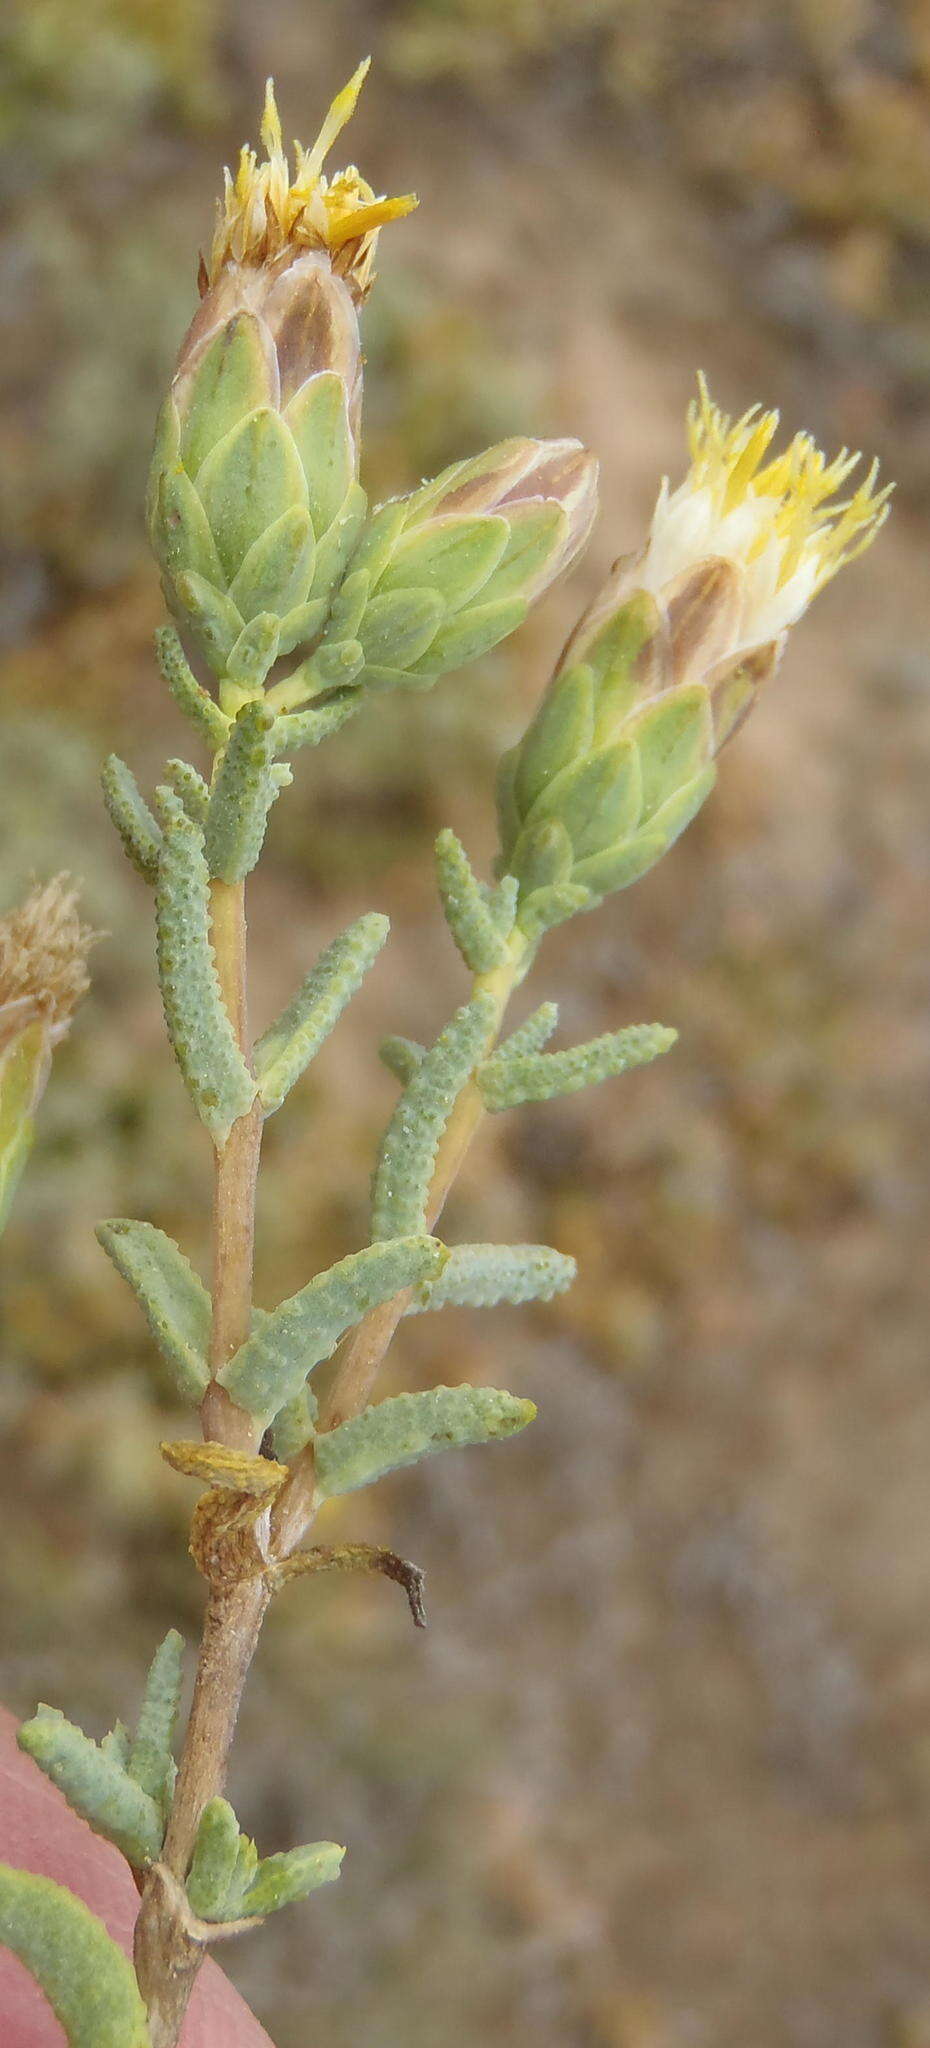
[2,2,930,2043]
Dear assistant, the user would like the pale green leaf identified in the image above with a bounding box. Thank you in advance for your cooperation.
[315,1384,536,1498]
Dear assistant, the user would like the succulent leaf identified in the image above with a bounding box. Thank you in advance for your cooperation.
[0,1866,151,2047]
[17,1709,163,1867]
[480,1022,677,1109]
[153,794,256,1144]
[95,1219,211,1403]
[255,912,390,1114]
[128,1630,184,1812]
[101,756,163,884]
[409,1241,576,1313]
[204,701,278,882]
[315,1384,536,1498]
[371,992,499,1241]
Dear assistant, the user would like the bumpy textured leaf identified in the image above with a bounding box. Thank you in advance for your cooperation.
[17,1710,163,1867]
[0,1865,151,2047]
[154,793,256,1144]
[238,1842,345,1917]
[435,829,511,973]
[186,1797,241,1921]
[314,1384,536,1498]
[153,626,230,749]
[163,758,210,829]
[219,1237,445,1427]
[516,881,591,941]
[95,1219,210,1403]
[160,1439,287,1494]
[100,1722,131,1769]
[273,693,364,754]
[371,992,499,1241]
[409,1241,576,1313]
[101,756,162,883]
[204,701,278,882]
[495,1002,559,1060]
[480,1022,677,1109]
[255,913,390,1114]
[128,1630,183,1812]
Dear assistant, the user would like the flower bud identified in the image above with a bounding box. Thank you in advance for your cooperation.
[147,66,417,695]
[0,879,95,1231]
[499,377,890,935]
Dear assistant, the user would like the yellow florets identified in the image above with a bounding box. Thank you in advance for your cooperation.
[208,62,417,296]
[686,372,892,596]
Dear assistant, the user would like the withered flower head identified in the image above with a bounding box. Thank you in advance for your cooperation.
[0,877,95,1048]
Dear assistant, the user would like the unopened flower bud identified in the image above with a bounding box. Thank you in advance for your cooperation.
[499,377,890,935]
[147,65,417,696]
[0,879,95,1231]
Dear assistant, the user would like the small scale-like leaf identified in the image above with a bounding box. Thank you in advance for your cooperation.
[517,881,591,941]
[96,1219,211,1404]
[204,700,278,883]
[479,1022,677,1110]
[151,466,224,588]
[225,611,281,690]
[309,480,368,603]
[570,832,666,898]
[18,1709,163,1867]
[357,588,444,670]
[154,793,256,1144]
[348,501,407,589]
[172,571,244,668]
[229,505,315,624]
[197,407,308,583]
[100,1721,131,1769]
[101,756,162,883]
[256,912,390,1114]
[272,1384,318,1461]
[277,595,328,659]
[219,1237,445,1427]
[510,817,574,896]
[626,684,713,819]
[371,992,499,1242]
[186,1797,241,1921]
[154,626,230,749]
[0,1866,151,2047]
[410,1242,576,1313]
[378,1035,425,1084]
[435,828,510,973]
[478,500,567,604]
[283,372,355,539]
[315,1384,536,1498]
[238,1842,345,1918]
[128,1630,184,1812]
[377,516,508,611]
[513,666,595,818]
[407,593,527,675]
[179,311,276,478]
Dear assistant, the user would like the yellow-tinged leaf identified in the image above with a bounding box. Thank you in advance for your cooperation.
[159,1440,288,1496]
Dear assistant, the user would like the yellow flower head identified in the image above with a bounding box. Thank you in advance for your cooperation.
[640,373,892,653]
[208,62,417,298]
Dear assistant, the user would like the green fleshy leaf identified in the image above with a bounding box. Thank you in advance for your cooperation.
[625,685,713,819]
[283,373,355,539]
[163,758,210,829]
[583,588,663,699]
[151,466,225,588]
[204,701,278,883]
[513,666,595,819]
[273,693,363,753]
[348,501,407,587]
[478,500,566,604]
[315,1384,536,1498]
[186,1797,241,1921]
[153,626,230,749]
[377,516,508,611]
[128,1631,184,1813]
[357,588,444,670]
[229,505,316,624]
[409,1241,576,1312]
[172,571,244,669]
[255,912,389,1114]
[219,1237,445,1427]
[510,817,574,897]
[479,1022,677,1109]
[178,312,276,479]
[17,1710,163,1867]
[494,1001,559,1059]
[0,1865,151,2047]
[238,1842,345,1918]
[225,611,281,690]
[271,1384,318,1461]
[570,832,667,897]
[307,637,364,689]
[524,741,641,862]
[435,829,510,974]
[96,1219,210,1403]
[309,481,368,603]
[100,1721,131,1769]
[378,1035,425,1084]
[154,793,256,1144]
[101,755,162,883]
[371,992,499,1242]
[277,596,328,660]
[197,407,308,584]
[495,747,521,862]
[145,396,181,535]
[641,763,717,846]
[407,593,526,676]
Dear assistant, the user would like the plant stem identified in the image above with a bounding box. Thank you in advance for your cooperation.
[134,878,266,2045]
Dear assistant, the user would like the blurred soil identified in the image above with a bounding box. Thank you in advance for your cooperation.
[1,4,930,2045]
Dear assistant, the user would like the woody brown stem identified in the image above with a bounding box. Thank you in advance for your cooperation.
[134,879,267,2045]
